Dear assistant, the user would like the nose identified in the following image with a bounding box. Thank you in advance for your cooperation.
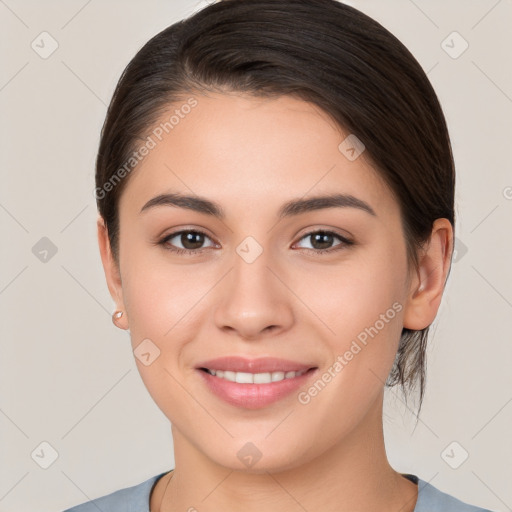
[213,247,295,340]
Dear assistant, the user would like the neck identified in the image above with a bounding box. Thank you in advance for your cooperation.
[156,391,418,512]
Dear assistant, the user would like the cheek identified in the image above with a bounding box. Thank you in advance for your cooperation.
[119,247,215,377]
[119,259,210,416]
[292,241,407,392]
[119,236,207,338]
[293,241,406,339]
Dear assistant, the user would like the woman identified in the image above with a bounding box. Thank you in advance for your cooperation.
[64,0,495,511]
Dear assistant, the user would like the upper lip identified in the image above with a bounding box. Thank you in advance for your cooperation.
[196,356,317,374]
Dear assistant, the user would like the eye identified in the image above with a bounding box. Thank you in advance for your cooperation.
[293,230,353,254]
[158,229,217,255]
[157,228,353,256]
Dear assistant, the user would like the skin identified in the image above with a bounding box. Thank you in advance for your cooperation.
[97,92,453,512]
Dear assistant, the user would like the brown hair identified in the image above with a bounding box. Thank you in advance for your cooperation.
[95,0,455,416]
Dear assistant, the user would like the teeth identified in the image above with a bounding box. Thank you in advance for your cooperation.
[205,369,307,383]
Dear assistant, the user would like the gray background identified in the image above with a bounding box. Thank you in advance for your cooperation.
[0,1,511,511]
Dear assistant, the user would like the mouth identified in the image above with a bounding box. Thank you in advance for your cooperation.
[198,367,313,384]
[194,356,319,409]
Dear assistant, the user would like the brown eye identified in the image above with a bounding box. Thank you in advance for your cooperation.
[295,230,353,253]
[178,231,206,250]
[159,229,216,254]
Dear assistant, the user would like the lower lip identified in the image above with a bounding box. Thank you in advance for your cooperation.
[196,368,318,409]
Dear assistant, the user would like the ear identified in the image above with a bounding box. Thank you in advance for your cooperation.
[402,218,453,331]
[97,215,128,329]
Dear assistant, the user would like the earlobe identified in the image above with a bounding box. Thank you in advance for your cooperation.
[97,215,127,327]
[402,218,453,331]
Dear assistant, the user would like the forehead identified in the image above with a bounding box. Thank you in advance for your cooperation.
[119,92,398,220]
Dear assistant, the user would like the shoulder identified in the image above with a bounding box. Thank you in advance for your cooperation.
[415,476,496,512]
[62,471,497,512]
[61,471,168,512]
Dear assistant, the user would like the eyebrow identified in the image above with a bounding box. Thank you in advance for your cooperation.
[139,192,377,219]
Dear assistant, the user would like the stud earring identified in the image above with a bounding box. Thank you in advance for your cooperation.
[112,310,124,327]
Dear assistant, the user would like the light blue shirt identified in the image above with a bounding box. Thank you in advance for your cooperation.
[62,471,495,512]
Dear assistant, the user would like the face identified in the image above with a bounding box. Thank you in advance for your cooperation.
[105,92,417,472]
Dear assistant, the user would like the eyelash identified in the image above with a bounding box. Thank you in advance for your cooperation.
[157,229,354,256]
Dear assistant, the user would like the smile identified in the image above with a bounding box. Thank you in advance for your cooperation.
[197,366,318,409]
[200,368,308,384]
